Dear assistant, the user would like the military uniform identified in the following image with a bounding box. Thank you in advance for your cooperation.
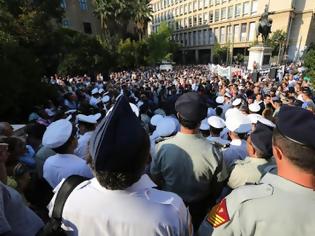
[227,157,277,189]
[151,132,228,203]
[198,173,315,236]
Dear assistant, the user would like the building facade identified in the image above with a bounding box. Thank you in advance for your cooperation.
[60,0,102,35]
[149,0,315,64]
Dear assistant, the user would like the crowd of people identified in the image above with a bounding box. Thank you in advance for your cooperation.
[0,63,315,235]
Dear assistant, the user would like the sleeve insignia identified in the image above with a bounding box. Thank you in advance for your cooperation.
[206,198,230,228]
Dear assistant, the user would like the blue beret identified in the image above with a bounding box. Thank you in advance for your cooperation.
[251,121,273,156]
[89,95,147,172]
[276,105,315,148]
[175,92,207,122]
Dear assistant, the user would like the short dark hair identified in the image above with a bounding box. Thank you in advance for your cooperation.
[78,121,95,132]
[210,126,223,136]
[92,132,150,190]
[178,114,200,130]
[273,127,315,174]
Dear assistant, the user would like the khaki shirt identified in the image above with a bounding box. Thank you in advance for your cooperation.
[228,157,277,189]
[150,132,228,203]
[198,173,315,236]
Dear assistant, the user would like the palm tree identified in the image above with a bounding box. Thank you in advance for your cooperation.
[132,0,152,40]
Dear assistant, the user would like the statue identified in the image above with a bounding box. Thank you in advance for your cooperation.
[256,5,273,44]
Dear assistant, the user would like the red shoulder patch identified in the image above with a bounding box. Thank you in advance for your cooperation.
[206,198,230,228]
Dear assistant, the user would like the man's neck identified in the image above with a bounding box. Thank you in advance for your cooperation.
[278,161,315,190]
[180,126,198,134]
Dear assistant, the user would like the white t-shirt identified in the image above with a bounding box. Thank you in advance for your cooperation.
[0,182,44,236]
[48,175,192,236]
[43,153,93,188]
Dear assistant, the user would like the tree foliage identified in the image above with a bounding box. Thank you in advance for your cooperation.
[269,30,287,56]
[94,0,152,41]
[213,42,228,64]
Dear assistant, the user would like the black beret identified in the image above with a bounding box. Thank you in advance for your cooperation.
[175,92,207,122]
[276,105,315,148]
[251,121,273,156]
[89,95,147,172]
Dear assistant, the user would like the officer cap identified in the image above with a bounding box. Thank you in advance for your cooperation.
[89,95,147,172]
[208,116,226,129]
[249,103,261,113]
[276,105,315,148]
[251,121,273,156]
[175,92,207,122]
[42,119,73,149]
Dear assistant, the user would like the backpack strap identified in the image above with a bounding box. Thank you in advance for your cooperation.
[52,175,88,220]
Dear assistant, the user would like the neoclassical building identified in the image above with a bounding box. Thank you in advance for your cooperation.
[149,0,315,64]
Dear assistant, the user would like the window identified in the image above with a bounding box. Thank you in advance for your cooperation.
[189,17,193,27]
[235,4,241,17]
[234,24,240,42]
[227,25,232,41]
[204,29,208,44]
[209,11,213,23]
[62,19,70,28]
[220,27,226,43]
[228,6,233,18]
[188,32,192,46]
[204,0,209,8]
[215,0,220,5]
[199,0,203,9]
[248,22,256,40]
[198,14,203,25]
[83,22,92,34]
[222,0,227,3]
[194,0,198,11]
[79,0,88,10]
[184,4,188,13]
[204,12,209,24]
[189,3,192,12]
[221,8,226,20]
[209,0,213,6]
[193,31,197,45]
[209,29,214,44]
[243,2,250,15]
[193,16,197,26]
[214,9,220,22]
[214,28,219,42]
[241,23,247,41]
[60,0,66,8]
[251,0,258,14]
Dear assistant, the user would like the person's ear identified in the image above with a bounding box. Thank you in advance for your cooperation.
[272,145,283,161]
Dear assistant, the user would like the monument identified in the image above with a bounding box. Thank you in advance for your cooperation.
[248,5,273,71]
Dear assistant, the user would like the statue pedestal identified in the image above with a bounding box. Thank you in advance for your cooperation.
[247,45,272,71]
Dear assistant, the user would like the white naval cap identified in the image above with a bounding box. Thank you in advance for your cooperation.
[77,114,98,124]
[249,103,261,113]
[225,110,251,133]
[156,118,177,137]
[232,98,242,106]
[208,116,226,129]
[102,95,110,104]
[215,96,224,104]
[247,113,263,124]
[224,92,232,98]
[42,119,73,149]
[91,88,99,95]
[92,113,102,121]
[258,116,276,128]
[199,118,210,131]
[150,114,164,126]
[225,107,240,119]
[65,109,77,115]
